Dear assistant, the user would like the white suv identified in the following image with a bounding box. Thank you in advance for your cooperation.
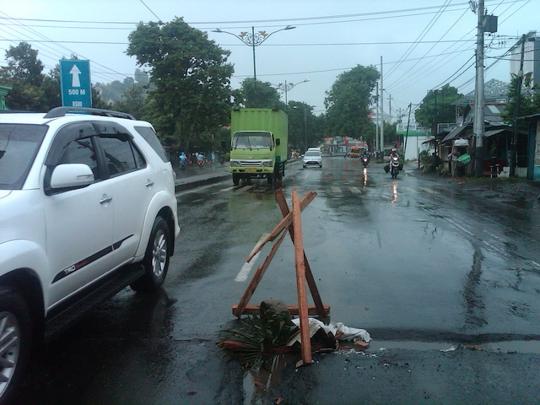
[0,107,180,402]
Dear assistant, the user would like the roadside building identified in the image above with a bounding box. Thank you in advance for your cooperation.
[519,113,540,180]
[0,85,11,110]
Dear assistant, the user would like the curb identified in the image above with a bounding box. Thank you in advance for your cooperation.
[175,173,230,192]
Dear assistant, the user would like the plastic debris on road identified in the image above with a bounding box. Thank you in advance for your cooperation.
[287,318,371,347]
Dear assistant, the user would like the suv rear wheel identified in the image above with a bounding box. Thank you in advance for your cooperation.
[131,217,171,292]
[0,287,32,404]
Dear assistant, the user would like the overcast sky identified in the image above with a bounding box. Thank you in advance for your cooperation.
[1,0,538,117]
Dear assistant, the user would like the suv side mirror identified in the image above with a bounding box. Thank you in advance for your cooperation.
[276,139,281,146]
[50,164,95,190]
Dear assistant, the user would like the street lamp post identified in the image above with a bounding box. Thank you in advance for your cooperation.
[213,25,296,81]
[276,79,309,105]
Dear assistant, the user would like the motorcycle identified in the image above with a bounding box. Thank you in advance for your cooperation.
[390,156,400,179]
[361,156,369,168]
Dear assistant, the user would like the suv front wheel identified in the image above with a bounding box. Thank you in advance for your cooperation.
[131,217,171,292]
[0,287,32,404]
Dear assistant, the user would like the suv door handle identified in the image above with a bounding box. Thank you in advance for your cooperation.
[99,194,112,204]
[145,179,154,188]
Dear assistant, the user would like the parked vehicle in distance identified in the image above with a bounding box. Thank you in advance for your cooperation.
[0,107,180,403]
[229,108,288,186]
[303,149,323,168]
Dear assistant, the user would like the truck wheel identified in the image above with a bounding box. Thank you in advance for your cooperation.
[267,175,274,185]
[131,216,171,293]
[0,287,33,404]
[232,174,240,186]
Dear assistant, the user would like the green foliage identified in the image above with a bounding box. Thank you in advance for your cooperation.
[127,18,234,150]
[503,75,540,122]
[324,65,379,139]
[286,101,326,150]
[415,84,462,132]
[2,42,44,86]
[112,84,146,118]
[237,78,283,109]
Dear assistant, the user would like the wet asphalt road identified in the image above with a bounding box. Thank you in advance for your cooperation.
[16,157,540,404]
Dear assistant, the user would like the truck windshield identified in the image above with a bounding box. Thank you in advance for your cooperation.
[232,131,272,150]
[0,124,47,190]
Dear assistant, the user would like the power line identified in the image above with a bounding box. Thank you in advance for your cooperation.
[0,0,525,26]
[0,11,132,80]
[385,0,452,79]
[0,38,479,46]
[429,54,476,89]
[387,4,469,89]
[138,0,162,22]
[393,0,525,99]
[232,48,476,78]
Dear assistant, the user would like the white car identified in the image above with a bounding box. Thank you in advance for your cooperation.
[303,149,323,168]
[0,107,180,402]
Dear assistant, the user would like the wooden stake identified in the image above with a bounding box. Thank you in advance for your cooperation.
[245,191,317,263]
[275,189,327,318]
[292,190,312,365]
[234,230,288,317]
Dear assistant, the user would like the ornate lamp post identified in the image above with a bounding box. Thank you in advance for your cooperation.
[213,25,296,81]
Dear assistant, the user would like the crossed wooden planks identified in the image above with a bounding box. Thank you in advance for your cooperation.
[232,188,330,365]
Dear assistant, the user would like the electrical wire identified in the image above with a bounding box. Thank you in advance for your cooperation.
[0,38,479,46]
[0,0,525,26]
[386,0,452,79]
[0,11,133,80]
[233,48,476,78]
[387,4,469,89]
[138,0,162,22]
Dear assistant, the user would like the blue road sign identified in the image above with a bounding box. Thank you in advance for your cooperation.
[60,59,92,108]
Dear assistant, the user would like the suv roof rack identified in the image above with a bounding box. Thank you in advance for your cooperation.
[44,107,135,120]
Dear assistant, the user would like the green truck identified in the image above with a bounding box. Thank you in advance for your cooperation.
[229,108,288,186]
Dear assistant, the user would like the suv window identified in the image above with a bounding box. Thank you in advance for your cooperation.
[134,126,169,162]
[0,124,48,190]
[58,137,99,177]
[98,135,139,177]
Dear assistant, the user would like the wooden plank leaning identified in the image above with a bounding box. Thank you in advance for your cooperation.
[233,229,288,317]
[245,191,316,263]
[275,189,328,318]
[292,190,313,365]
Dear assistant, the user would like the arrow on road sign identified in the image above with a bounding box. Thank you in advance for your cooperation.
[70,64,81,87]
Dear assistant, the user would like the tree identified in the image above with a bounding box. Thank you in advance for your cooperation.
[2,42,44,86]
[113,84,146,118]
[237,78,283,109]
[127,18,234,151]
[286,101,324,150]
[0,42,46,110]
[324,65,379,140]
[503,75,540,122]
[415,84,462,135]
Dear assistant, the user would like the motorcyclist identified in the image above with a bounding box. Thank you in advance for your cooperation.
[389,148,401,178]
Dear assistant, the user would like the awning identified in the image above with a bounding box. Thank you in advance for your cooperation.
[421,137,437,144]
[484,128,511,137]
[442,125,468,143]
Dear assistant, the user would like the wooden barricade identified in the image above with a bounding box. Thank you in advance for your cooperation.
[232,189,330,365]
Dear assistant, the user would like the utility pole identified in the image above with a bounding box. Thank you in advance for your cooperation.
[473,0,485,176]
[380,56,384,152]
[388,93,392,124]
[375,81,380,152]
[284,80,288,105]
[510,34,527,177]
[304,107,308,150]
[405,103,412,163]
